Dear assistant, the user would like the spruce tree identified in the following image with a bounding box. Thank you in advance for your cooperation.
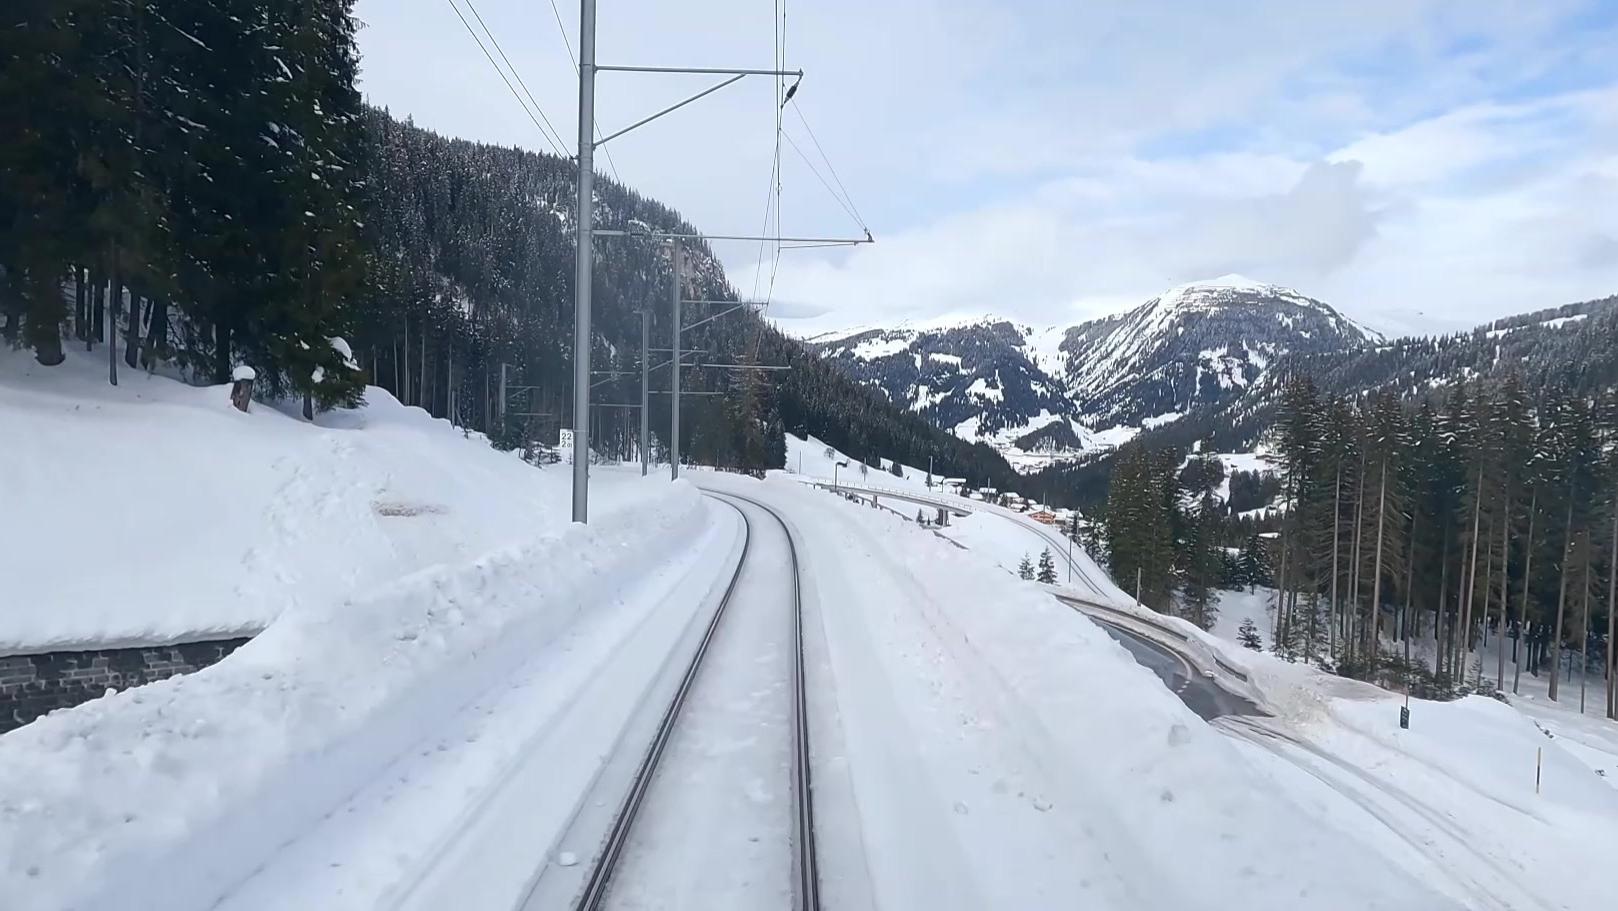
[1018,554,1035,581]
[1037,549,1057,584]
[1238,617,1264,651]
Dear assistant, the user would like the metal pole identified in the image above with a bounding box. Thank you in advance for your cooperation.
[669,238,682,481]
[640,309,650,476]
[570,0,597,523]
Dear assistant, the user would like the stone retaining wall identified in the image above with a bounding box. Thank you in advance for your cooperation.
[1,638,251,734]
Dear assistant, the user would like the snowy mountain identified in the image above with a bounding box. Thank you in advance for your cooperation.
[808,318,1090,472]
[803,276,1378,471]
[1054,276,1381,430]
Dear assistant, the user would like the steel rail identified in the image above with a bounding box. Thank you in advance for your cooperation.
[709,490,819,911]
[572,499,753,911]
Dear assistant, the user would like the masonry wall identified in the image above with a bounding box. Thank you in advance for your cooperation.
[0,638,251,734]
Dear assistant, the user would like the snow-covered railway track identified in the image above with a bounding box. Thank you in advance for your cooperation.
[572,492,820,911]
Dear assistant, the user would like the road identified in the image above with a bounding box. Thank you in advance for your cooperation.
[1094,620,1263,720]
[807,480,1113,598]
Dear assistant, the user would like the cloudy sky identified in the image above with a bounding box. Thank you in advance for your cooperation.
[354,0,1618,337]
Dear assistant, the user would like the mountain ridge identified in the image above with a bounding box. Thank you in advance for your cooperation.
[800,277,1379,471]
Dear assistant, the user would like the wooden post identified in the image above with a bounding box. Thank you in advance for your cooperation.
[230,365,255,413]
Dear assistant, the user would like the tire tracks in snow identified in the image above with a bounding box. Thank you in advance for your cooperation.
[1218,716,1553,911]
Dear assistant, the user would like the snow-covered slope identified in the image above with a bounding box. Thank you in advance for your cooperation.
[0,347,649,651]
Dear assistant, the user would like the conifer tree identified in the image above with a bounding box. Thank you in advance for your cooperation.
[1238,617,1264,650]
[1037,549,1057,584]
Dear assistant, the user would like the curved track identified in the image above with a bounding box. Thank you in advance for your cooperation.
[573,492,819,911]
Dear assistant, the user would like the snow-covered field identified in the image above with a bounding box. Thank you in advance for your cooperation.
[6,349,1615,910]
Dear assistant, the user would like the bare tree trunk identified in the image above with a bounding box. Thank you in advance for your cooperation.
[1515,488,1537,694]
[1348,455,1367,669]
[108,254,121,386]
[1273,505,1290,648]
[1330,464,1343,663]
[1477,522,1494,689]
[1404,507,1417,678]
[1460,470,1484,674]
[1607,497,1616,720]
[419,325,427,412]
[90,269,104,351]
[142,297,168,369]
[1369,459,1389,679]
[74,267,86,341]
[1550,492,1574,702]
[1496,481,1512,691]
[124,295,143,369]
[1579,557,1590,713]
[1607,496,1617,719]
[1437,527,1451,680]
[402,316,411,405]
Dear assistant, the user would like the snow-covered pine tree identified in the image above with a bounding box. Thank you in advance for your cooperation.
[1036,549,1057,584]
[1238,617,1264,650]
[1018,554,1035,580]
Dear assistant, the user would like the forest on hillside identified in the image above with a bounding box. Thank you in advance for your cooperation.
[1032,295,1618,511]
[1095,372,1617,714]
[0,0,1020,487]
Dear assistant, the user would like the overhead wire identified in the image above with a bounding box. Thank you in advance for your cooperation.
[745,0,788,361]
[446,0,568,157]
[544,0,621,184]
[782,131,864,233]
[463,2,569,156]
[789,100,867,232]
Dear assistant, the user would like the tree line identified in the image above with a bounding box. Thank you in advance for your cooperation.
[1033,296,1618,512]
[2,0,368,413]
[2,1,1018,486]
[1098,370,1617,714]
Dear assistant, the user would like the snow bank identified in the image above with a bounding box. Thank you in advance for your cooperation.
[0,482,710,910]
[1126,591,1618,910]
[0,347,637,651]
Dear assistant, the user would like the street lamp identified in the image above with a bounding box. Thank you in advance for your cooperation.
[833,460,849,494]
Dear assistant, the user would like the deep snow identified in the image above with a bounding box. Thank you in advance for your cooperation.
[0,346,653,651]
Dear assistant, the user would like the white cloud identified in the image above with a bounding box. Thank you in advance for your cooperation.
[355,0,1618,336]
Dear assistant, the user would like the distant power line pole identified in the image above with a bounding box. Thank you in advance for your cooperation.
[640,307,650,476]
[567,0,870,521]
[669,239,683,480]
